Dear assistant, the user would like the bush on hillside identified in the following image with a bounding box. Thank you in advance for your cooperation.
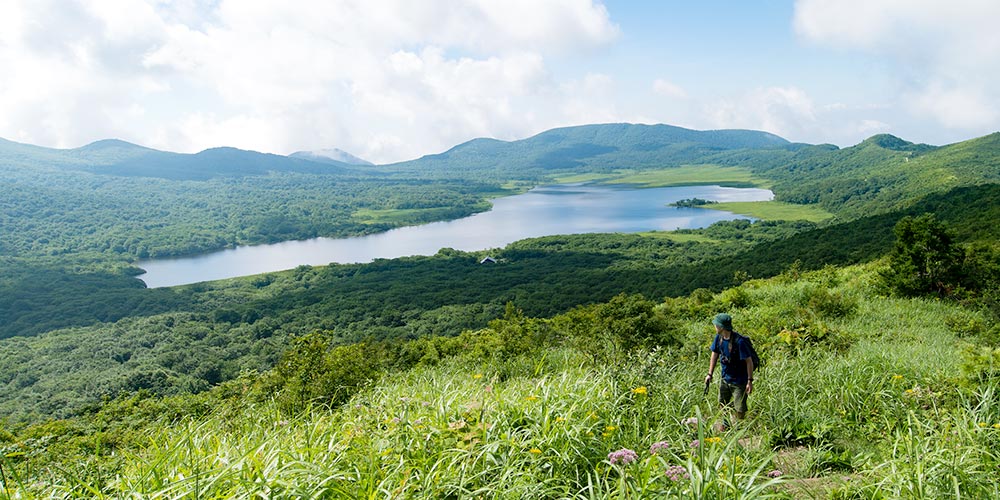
[260,332,381,414]
[879,213,963,297]
[556,293,676,364]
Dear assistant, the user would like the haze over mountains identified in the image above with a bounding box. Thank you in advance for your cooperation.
[289,148,374,166]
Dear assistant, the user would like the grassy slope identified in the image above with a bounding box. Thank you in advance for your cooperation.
[8,264,998,498]
[708,201,834,222]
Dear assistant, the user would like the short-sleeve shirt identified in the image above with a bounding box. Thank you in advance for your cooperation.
[710,333,752,384]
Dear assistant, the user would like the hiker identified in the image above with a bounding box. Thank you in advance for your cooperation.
[704,313,754,419]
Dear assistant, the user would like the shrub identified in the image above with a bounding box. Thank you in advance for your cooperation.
[801,285,857,319]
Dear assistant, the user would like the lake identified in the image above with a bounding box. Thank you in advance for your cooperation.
[137,184,773,287]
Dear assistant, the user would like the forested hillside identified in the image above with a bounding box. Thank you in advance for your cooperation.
[379,123,792,180]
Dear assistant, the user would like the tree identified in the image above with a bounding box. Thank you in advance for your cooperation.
[880,214,963,297]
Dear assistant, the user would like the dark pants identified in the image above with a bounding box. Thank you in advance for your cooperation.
[719,380,748,414]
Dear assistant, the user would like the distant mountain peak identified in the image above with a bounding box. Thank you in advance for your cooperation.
[290,148,373,166]
[861,134,936,154]
[76,138,151,151]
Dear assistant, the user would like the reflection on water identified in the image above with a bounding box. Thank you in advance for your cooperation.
[137,184,772,287]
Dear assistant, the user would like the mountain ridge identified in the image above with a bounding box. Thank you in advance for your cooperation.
[0,138,356,180]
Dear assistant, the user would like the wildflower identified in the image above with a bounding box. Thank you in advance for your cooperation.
[278,419,289,426]
[993,423,1000,429]
[767,469,784,478]
[555,417,566,423]
[892,374,903,381]
[705,436,722,444]
[473,373,483,379]
[649,441,671,454]
[448,420,467,430]
[391,417,401,424]
[588,412,599,420]
[525,395,539,401]
[421,401,431,407]
[608,448,639,465]
[682,417,699,426]
[690,439,700,448]
[665,464,689,481]
[605,425,616,432]
[484,385,493,394]
[632,386,648,395]
[529,448,542,455]
[978,422,988,428]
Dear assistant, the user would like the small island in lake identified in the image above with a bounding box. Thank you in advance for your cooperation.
[670,197,719,208]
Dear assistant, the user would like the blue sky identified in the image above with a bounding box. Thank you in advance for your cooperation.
[1,0,997,163]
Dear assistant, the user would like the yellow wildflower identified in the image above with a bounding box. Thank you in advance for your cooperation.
[978,422,988,428]
[529,448,542,455]
[892,374,903,381]
[473,373,483,379]
[705,437,723,444]
[605,425,616,432]
[525,395,538,401]
[588,412,599,420]
[555,417,566,423]
[993,423,1000,429]
[632,386,648,395]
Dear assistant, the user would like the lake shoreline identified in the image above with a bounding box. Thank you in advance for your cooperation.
[137,183,773,288]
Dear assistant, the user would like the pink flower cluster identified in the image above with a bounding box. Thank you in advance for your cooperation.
[649,441,671,454]
[767,469,784,478]
[665,465,689,481]
[607,448,639,465]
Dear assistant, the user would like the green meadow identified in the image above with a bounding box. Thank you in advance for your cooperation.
[352,207,462,225]
[550,165,766,189]
[607,165,766,188]
[707,201,835,223]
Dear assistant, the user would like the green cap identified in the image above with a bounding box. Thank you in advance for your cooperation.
[712,313,733,330]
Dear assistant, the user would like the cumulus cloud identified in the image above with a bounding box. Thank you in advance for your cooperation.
[708,87,815,136]
[794,0,1000,136]
[0,0,619,163]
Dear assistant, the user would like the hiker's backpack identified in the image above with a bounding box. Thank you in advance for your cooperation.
[717,332,762,373]
[734,332,762,372]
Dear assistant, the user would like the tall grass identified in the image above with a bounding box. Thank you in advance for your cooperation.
[5,264,999,498]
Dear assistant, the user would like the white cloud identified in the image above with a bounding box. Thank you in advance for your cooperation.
[708,87,815,137]
[0,0,620,163]
[911,82,997,129]
[704,86,897,146]
[794,0,1000,135]
[652,79,687,99]
[555,73,630,126]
